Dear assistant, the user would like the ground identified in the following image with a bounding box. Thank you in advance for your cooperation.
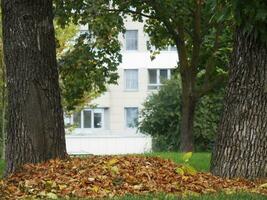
[0,153,266,199]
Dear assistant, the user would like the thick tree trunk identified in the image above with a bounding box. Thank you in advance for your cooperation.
[2,0,67,175]
[180,75,196,152]
[211,28,267,179]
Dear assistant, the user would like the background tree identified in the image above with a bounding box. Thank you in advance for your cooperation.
[2,0,67,175]
[54,21,78,58]
[211,0,267,179]
[55,0,232,151]
[139,77,224,151]
[54,2,121,111]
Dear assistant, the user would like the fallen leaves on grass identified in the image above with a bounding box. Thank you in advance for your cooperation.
[0,156,266,199]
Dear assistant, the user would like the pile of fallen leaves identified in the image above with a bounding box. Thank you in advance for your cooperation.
[0,156,266,199]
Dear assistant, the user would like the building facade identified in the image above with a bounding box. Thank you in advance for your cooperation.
[65,17,178,155]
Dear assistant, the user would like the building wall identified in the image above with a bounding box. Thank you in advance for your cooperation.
[66,17,178,154]
[68,17,179,135]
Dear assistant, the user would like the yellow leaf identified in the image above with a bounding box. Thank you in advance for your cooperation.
[133,184,143,190]
[259,183,267,188]
[224,188,236,195]
[108,158,119,166]
[182,152,193,162]
[46,192,58,199]
[92,185,99,193]
[184,164,197,175]
[182,175,189,181]
[175,167,184,175]
[38,191,46,196]
[110,166,120,175]
[59,184,67,190]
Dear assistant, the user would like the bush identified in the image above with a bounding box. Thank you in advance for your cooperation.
[138,78,224,151]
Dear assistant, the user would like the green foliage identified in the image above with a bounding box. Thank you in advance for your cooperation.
[233,0,267,40]
[54,21,78,58]
[139,78,181,151]
[175,152,197,176]
[139,78,224,151]
[54,1,123,110]
[182,152,193,163]
[58,35,119,110]
[54,0,232,111]
[218,0,267,42]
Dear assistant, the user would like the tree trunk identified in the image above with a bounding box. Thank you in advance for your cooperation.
[1,73,6,161]
[211,28,267,179]
[180,74,196,152]
[2,0,67,175]
[0,38,5,161]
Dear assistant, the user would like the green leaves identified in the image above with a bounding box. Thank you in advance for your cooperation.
[175,152,197,176]
[54,0,123,111]
[58,31,120,111]
[138,78,224,151]
[175,164,197,176]
[182,152,192,163]
[228,0,267,42]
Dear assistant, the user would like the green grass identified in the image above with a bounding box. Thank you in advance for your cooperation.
[110,193,267,200]
[0,159,4,177]
[2,152,210,178]
[145,152,211,172]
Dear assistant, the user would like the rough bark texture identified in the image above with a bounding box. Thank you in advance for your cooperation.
[180,74,196,152]
[211,28,267,179]
[2,0,67,175]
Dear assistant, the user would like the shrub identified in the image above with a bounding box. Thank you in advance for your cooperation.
[138,78,224,151]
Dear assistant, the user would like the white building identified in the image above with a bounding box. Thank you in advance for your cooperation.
[65,17,178,155]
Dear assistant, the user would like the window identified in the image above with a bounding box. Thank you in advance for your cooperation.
[162,45,177,51]
[83,110,92,128]
[125,30,138,50]
[73,112,81,128]
[72,109,104,129]
[124,69,138,90]
[170,45,177,51]
[125,107,138,128]
[64,114,72,127]
[148,69,171,90]
[94,112,102,128]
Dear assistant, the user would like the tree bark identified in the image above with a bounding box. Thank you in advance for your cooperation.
[2,0,67,175]
[1,65,6,161]
[180,73,196,152]
[211,28,267,179]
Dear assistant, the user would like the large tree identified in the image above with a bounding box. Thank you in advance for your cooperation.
[211,0,267,179]
[55,0,231,151]
[2,0,67,175]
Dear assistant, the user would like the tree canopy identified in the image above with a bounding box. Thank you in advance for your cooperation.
[54,0,232,151]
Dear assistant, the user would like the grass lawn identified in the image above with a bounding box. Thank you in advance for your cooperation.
[0,152,211,176]
[0,159,4,177]
[110,193,267,200]
[145,152,211,172]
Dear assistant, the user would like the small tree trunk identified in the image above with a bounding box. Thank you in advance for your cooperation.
[0,40,5,161]
[211,28,267,179]
[180,75,196,152]
[1,82,5,161]
[2,0,67,175]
